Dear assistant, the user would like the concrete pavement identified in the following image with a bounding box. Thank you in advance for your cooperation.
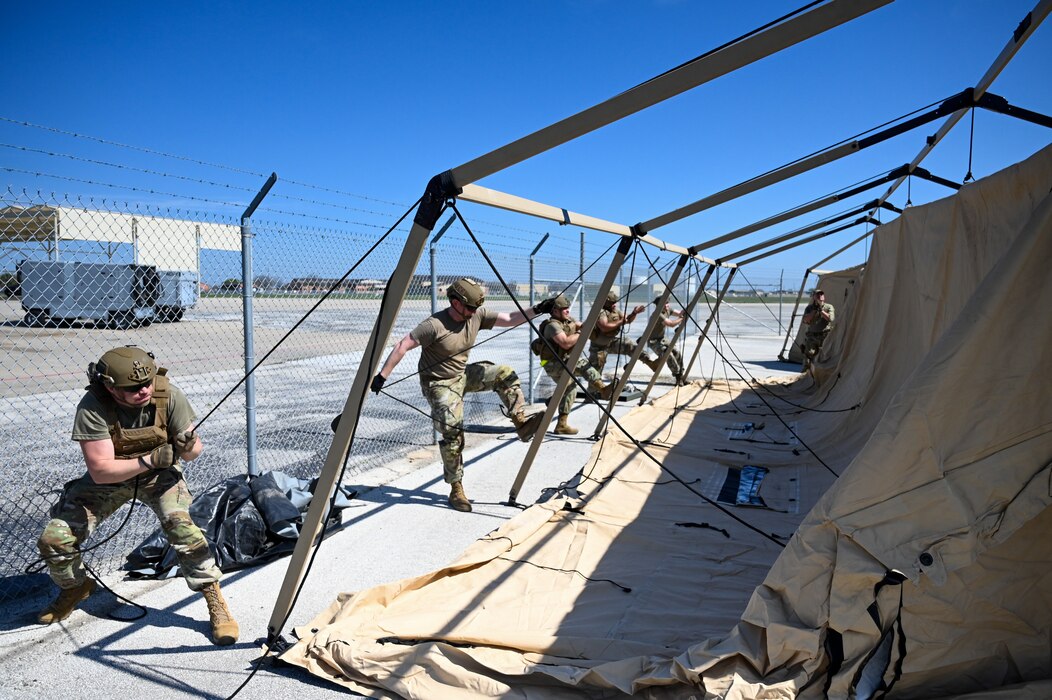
[0,328,798,700]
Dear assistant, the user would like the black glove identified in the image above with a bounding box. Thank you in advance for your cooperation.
[370,374,386,394]
[148,444,176,469]
[532,297,557,315]
[330,413,342,433]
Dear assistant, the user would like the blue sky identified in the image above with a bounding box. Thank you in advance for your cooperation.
[2,1,1050,286]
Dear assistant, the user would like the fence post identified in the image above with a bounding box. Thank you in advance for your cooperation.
[683,267,737,379]
[427,215,455,444]
[779,269,784,334]
[528,233,550,403]
[131,218,139,265]
[195,225,202,302]
[778,269,811,362]
[240,172,278,478]
[579,231,586,321]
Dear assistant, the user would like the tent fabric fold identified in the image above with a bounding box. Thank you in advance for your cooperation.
[280,144,1052,698]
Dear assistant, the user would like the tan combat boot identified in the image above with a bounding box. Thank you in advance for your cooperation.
[554,415,578,435]
[449,481,472,512]
[38,579,96,624]
[591,379,616,402]
[201,581,239,646]
[511,410,546,442]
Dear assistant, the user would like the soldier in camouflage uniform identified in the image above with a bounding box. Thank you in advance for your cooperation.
[36,346,238,645]
[588,290,650,375]
[801,288,835,372]
[538,294,614,436]
[372,278,553,512]
[643,297,689,386]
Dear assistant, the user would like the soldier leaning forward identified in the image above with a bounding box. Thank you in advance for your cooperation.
[36,346,238,645]
[588,289,652,374]
[372,278,552,512]
[535,294,613,436]
[642,297,689,386]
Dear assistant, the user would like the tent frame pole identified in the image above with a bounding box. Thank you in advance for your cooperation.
[507,235,633,505]
[681,267,737,382]
[265,177,449,644]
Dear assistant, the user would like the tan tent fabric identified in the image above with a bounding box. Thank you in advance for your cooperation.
[786,264,863,366]
[281,145,1052,698]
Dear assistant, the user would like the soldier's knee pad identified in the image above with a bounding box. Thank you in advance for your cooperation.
[439,431,464,450]
[494,365,520,391]
[38,520,74,551]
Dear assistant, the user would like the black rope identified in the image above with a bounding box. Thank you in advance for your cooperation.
[376,236,621,393]
[735,268,783,328]
[195,197,422,429]
[26,478,151,625]
[637,246,839,477]
[452,204,786,548]
[494,556,631,593]
[964,108,976,182]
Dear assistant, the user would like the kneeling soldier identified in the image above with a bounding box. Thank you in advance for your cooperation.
[37,346,238,645]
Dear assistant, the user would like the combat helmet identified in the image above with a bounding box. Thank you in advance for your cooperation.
[604,290,619,305]
[447,278,485,308]
[552,294,571,309]
[88,346,157,388]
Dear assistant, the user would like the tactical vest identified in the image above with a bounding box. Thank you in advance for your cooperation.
[590,307,622,345]
[806,303,834,336]
[87,369,171,458]
[544,317,578,360]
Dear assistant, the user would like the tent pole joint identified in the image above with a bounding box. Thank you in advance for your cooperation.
[414,170,462,230]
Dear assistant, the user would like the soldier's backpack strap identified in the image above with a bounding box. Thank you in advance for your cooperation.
[531,319,552,357]
[152,369,170,434]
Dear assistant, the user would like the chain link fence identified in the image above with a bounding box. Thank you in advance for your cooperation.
[1,189,714,603]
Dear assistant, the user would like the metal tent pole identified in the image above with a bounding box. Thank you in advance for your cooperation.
[614,252,690,406]
[778,270,812,362]
[507,235,633,506]
[449,0,887,188]
[682,267,737,381]
[528,233,550,403]
[592,253,691,437]
[266,176,448,644]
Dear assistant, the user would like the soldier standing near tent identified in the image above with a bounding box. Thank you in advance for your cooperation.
[537,294,614,436]
[372,278,551,512]
[36,346,239,646]
[588,290,650,375]
[642,297,689,386]
[801,288,835,371]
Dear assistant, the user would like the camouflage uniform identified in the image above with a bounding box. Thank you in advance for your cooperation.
[801,301,835,370]
[589,306,646,373]
[542,316,604,416]
[645,310,685,379]
[422,361,524,484]
[412,306,527,484]
[37,380,221,592]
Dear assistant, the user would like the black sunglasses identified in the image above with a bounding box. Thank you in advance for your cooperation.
[119,381,153,393]
[455,299,478,312]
